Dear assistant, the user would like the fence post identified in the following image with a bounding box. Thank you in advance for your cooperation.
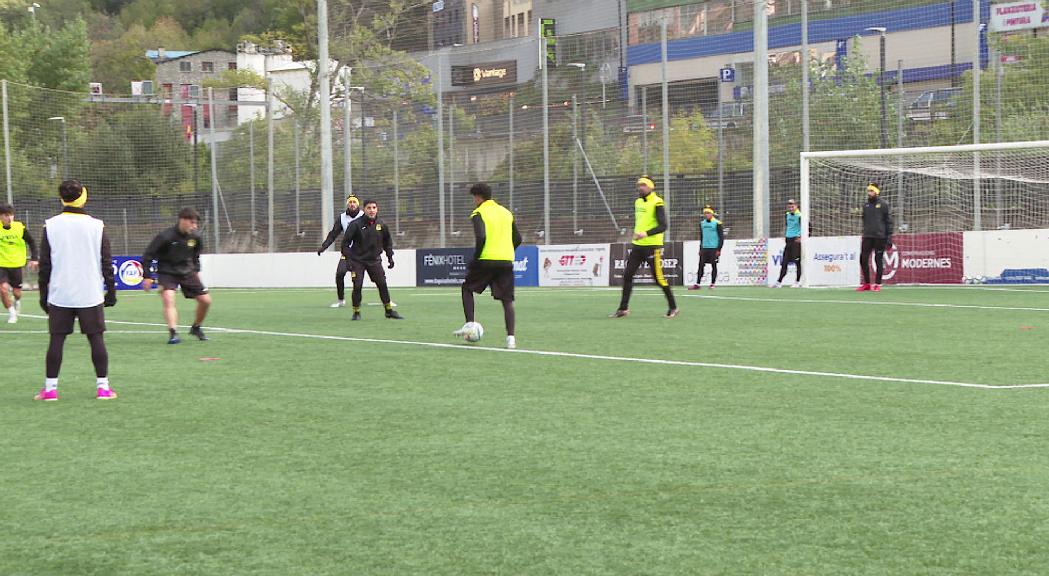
[2,79,11,205]
[267,77,275,252]
[207,88,220,251]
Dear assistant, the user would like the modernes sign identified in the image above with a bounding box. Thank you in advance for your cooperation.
[451,60,517,86]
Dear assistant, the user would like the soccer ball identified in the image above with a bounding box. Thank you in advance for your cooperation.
[462,322,484,343]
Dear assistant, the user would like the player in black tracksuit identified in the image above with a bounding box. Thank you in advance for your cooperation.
[141,207,211,343]
[342,200,403,320]
[858,182,894,291]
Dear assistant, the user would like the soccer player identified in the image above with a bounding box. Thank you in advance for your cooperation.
[610,176,679,318]
[454,183,522,349]
[688,206,724,290]
[858,182,893,292]
[35,180,117,401]
[140,207,211,343]
[773,199,802,288]
[342,200,403,321]
[0,202,39,324]
[317,194,363,308]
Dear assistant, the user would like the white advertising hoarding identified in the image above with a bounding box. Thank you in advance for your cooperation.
[682,239,768,286]
[537,244,611,286]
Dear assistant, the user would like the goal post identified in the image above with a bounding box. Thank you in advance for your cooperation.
[799,140,1049,287]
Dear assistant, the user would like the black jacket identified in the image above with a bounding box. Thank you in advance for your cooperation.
[141,225,203,277]
[862,198,893,240]
[343,217,393,264]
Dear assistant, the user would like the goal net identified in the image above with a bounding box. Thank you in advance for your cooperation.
[799,140,1049,287]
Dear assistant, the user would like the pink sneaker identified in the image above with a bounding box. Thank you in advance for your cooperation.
[687,284,700,291]
[871,284,882,292]
[33,389,58,401]
[96,388,118,400]
[856,284,871,292]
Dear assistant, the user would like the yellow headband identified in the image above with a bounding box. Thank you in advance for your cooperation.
[867,183,880,195]
[703,207,714,214]
[637,177,655,189]
[346,195,360,205]
[62,186,88,208]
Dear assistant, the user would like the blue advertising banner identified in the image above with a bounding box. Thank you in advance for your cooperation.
[112,256,149,290]
[416,248,472,286]
[514,245,539,287]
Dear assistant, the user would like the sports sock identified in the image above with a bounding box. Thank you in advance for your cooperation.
[96,377,110,391]
[384,303,392,311]
[353,306,360,313]
[191,324,200,331]
[44,378,58,392]
[169,328,177,338]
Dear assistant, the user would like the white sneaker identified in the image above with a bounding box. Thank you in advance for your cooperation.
[14,300,21,313]
[7,310,17,324]
[771,283,782,288]
[329,300,346,308]
[790,282,801,288]
[506,335,517,349]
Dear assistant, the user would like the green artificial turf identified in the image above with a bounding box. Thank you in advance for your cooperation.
[2,285,1049,575]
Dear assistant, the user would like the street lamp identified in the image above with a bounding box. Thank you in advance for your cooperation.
[47,116,68,179]
[866,27,888,149]
[27,3,40,19]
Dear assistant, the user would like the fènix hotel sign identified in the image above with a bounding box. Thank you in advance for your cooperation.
[451,60,518,86]
[990,1,1049,32]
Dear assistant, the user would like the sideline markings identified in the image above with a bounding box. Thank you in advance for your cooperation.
[10,314,1048,391]
[668,293,1049,313]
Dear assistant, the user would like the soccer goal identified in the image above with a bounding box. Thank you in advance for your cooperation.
[798,140,1049,287]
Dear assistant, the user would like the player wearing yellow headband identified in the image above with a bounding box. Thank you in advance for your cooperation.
[317,194,363,307]
[858,182,893,292]
[610,176,679,318]
[688,206,724,290]
[35,179,118,401]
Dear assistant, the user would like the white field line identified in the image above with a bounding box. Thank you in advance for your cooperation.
[666,293,1049,313]
[0,330,168,334]
[10,314,1048,390]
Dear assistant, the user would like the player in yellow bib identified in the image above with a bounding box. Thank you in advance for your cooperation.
[610,177,679,318]
[0,203,39,324]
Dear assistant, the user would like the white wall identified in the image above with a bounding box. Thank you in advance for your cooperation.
[964,229,1049,279]
[198,251,417,288]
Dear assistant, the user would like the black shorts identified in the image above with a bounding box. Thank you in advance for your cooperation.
[48,304,106,335]
[861,237,888,253]
[158,272,209,299]
[783,237,801,261]
[699,248,720,265]
[0,267,23,289]
[463,260,515,301]
[349,260,386,284]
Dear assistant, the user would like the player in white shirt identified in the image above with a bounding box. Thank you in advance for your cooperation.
[34,180,117,401]
[317,195,363,308]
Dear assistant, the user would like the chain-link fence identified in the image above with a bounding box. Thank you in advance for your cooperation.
[3,0,1048,255]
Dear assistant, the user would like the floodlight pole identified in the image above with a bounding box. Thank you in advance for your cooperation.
[541,28,551,244]
[660,17,671,238]
[972,7,983,231]
[317,0,335,240]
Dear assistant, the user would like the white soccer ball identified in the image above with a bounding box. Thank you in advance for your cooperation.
[462,322,484,343]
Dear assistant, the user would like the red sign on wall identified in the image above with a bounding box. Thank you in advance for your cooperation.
[880,232,964,284]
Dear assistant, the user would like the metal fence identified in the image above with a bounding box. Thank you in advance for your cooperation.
[3,0,1048,254]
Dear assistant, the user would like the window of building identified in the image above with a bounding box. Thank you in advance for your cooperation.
[179,61,191,72]
[504,16,511,38]
[202,61,214,73]
[228,62,237,70]
[517,13,524,37]
[525,10,531,36]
